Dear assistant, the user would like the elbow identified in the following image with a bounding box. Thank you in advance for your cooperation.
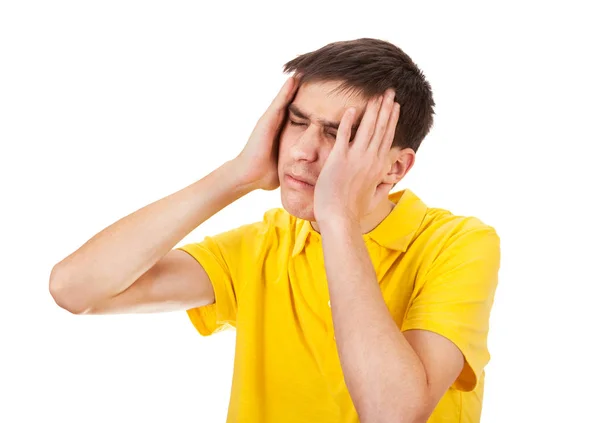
[398,398,434,423]
[409,408,433,423]
[399,391,433,423]
[362,392,432,423]
[49,265,91,314]
[379,406,431,423]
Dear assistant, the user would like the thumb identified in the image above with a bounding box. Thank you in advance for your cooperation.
[265,76,299,118]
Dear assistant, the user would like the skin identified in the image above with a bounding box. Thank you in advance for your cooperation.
[50,74,465,421]
[277,79,415,231]
[274,78,465,422]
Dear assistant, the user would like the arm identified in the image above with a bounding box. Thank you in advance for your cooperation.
[49,160,253,314]
[313,90,468,422]
[320,220,464,423]
[49,75,301,314]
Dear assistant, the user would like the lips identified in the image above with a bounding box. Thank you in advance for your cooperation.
[286,174,315,186]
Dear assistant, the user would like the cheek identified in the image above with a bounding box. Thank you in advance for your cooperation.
[279,121,299,141]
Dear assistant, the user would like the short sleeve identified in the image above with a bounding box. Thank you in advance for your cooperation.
[176,220,267,337]
[401,224,501,392]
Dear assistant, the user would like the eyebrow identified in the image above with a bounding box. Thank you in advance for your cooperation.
[288,104,360,132]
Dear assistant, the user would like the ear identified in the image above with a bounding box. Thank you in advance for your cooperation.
[381,147,415,184]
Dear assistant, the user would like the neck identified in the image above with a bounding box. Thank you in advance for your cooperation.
[311,200,396,234]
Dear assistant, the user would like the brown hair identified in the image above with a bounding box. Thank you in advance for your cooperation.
[283,38,435,153]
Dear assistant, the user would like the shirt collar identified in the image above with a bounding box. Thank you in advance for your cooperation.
[291,188,428,257]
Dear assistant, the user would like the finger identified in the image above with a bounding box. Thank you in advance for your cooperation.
[369,89,396,153]
[374,181,394,202]
[267,76,299,115]
[333,107,357,154]
[353,94,384,150]
[378,102,401,157]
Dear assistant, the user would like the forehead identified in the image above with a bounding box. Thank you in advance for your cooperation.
[291,80,368,121]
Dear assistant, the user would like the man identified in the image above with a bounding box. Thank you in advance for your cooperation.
[50,38,501,423]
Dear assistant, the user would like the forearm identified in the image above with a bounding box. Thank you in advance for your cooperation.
[320,219,428,423]
[50,159,253,311]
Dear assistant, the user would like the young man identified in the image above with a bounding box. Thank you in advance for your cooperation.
[50,38,501,423]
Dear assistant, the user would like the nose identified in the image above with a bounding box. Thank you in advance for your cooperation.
[290,125,321,162]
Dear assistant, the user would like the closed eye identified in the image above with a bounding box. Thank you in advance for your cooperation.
[290,119,337,138]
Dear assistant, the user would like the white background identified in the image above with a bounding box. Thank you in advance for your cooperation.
[1,1,598,422]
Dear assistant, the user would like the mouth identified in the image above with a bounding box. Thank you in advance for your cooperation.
[285,174,315,189]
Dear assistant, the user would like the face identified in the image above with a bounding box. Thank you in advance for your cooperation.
[277,80,371,220]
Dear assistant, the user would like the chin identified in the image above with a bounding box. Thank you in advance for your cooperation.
[280,189,316,221]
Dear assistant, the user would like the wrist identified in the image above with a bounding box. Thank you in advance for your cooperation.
[225,158,260,191]
[317,215,360,235]
[221,159,260,195]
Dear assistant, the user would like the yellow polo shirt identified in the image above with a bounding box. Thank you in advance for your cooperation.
[177,188,501,423]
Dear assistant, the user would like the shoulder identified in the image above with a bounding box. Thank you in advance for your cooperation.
[421,206,499,243]
[414,206,500,268]
[203,208,298,248]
